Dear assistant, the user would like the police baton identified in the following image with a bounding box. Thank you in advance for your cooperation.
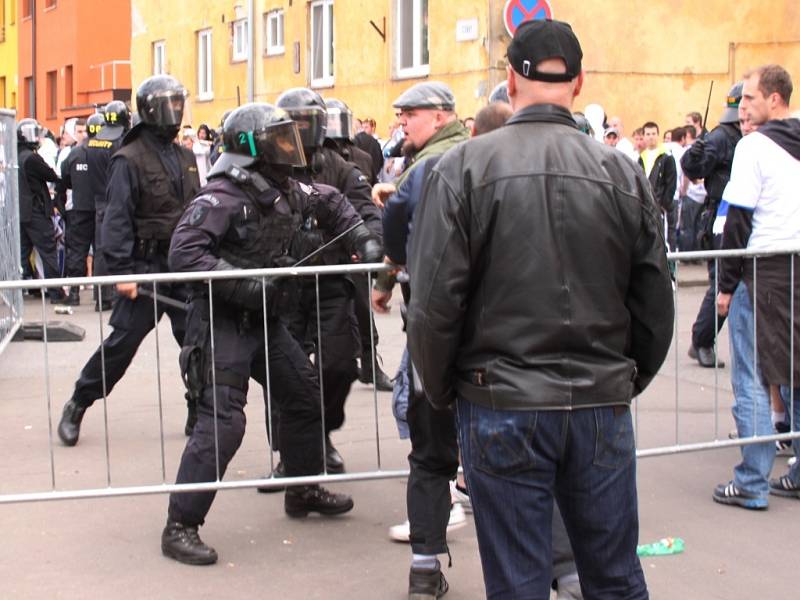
[136,287,188,311]
[702,80,714,138]
[292,220,365,268]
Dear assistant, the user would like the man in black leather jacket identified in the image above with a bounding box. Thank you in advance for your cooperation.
[407,19,673,600]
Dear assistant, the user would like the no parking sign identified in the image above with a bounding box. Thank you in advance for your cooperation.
[503,0,553,37]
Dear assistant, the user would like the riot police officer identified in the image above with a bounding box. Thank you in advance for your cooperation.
[162,102,381,565]
[57,113,106,304]
[324,98,376,184]
[274,88,388,474]
[57,75,200,446]
[89,101,132,311]
[681,82,743,368]
[17,118,66,302]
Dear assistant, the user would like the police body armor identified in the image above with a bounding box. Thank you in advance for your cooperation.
[703,123,741,202]
[114,135,199,243]
[85,137,120,213]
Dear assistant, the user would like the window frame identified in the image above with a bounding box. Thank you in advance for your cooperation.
[309,0,334,88]
[232,18,248,63]
[152,40,166,75]
[264,9,285,56]
[395,0,430,80]
[197,28,213,101]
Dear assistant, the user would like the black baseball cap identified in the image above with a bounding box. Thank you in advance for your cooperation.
[507,19,583,83]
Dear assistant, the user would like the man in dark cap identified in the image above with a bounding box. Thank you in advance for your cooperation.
[407,19,673,599]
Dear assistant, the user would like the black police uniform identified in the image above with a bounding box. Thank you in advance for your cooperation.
[18,142,65,300]
[284,146,382,444]
[681,121,742,356]
[57,141,96,286]
[61,126,199,436]
[167,173,363,527]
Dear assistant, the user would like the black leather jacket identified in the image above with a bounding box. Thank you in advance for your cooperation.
[406,104,674,411]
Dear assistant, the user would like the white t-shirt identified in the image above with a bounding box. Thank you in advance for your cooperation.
[722,130,800,250]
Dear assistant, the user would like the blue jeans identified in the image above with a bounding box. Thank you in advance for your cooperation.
[728,283,776,498]
[457,399,648,600]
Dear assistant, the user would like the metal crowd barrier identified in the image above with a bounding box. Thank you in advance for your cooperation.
[0,109,22,356]
[0,246,798,505]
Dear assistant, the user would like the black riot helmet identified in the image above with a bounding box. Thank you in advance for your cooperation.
[136,75,188,129]
[103,100,131,129]
[207,102,307,179]
[97,100,131,141]
[17,118,43,147]
[489,81,509,104]
[276,87,327,152]
[86,113,105,139]
[324,98,354,141]
[720,81,744,124]
[572,112,593,137]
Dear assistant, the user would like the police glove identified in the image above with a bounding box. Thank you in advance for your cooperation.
[211,258,274,312]
[349,223,384,264]
[687,137,706,160]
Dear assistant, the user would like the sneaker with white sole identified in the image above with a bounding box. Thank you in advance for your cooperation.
[449,480,472,513]
[712,481,768,510]
[389,503,467,542]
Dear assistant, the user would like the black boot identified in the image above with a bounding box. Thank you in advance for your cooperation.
[359,353,394,391]
[325,436,345,474]
[409,562,449,599]
[284,485,354,518]
[184,402,197,436]
[63,287,81,306]
[57,399,87,446]
[161,521,218,565]
[256,461,286,494]
[48,288,68,305]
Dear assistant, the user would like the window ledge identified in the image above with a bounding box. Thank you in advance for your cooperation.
[196,93,215,102]
[265,47,285,57]
[395,65,431,80]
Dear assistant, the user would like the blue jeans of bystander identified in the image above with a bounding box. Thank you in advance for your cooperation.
[457,398,648,600]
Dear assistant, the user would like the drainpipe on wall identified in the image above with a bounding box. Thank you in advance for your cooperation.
[246,0,255,103]
[31,0,37,118]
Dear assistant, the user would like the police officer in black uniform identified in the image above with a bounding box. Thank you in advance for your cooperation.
[324,98,376,184]
[161,102,381,565]
[681,82,743,368]
[90,101,132,311]
[57,75,200,447]
[17,118,67,302]
[57,113,107,304]
[274,88,388,474]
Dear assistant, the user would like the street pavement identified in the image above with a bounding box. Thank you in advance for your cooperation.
[0,264,797,599]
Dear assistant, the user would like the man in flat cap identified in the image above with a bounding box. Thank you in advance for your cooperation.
[407,19,673,599]
[371,81,469,599]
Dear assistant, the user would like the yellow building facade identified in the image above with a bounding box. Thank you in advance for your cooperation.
[0,0,18,110]
[131,0,800,136]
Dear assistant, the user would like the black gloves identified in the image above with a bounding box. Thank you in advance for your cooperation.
[348,223,384,263]
[212,258,299,316]
[687,137,706,159]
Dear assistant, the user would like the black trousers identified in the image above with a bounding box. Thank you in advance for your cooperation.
[168,305,324,527]
[20,210,63,297]
[281,276,359,435]
[64,210,95,278]
[691,235,727,349]
[71,282,188,407]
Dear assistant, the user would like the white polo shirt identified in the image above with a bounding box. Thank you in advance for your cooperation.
[722,130,800,250]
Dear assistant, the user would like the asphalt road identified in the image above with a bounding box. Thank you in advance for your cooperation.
[0,265,797,599]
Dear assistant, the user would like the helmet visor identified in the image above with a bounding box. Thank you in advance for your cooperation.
[19,122,41,144]
[287,107,326,149]
[325,108,354,140]
[252,121,307,168]
[144,89,188,127]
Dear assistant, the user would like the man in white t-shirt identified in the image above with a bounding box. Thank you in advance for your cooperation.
[713,64,800,509]
[608,115,638,161]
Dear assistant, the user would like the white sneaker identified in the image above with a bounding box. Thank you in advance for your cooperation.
[388,503,468,543]
[449,480,472,513]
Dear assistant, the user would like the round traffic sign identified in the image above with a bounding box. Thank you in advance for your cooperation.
[503,0,553,37]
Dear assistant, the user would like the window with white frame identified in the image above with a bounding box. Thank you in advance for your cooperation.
[310,0,334,87]
[396,0,429,78]
[264,9,285,56]
[152,41,166,75]
[197,29,213,99]
[232,18,248,62]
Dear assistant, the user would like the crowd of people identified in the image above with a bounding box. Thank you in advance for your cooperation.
[12,16,800,600]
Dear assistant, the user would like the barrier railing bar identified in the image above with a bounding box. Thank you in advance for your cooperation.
[207,280,221,482]
[261,278,276,477]
[368,271,382,470]
[315,274,328,474]
[41,292,56,491]
[152,282,167,483]
[97,285,112,487]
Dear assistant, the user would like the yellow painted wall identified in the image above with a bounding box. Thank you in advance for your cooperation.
[0,0,18,110]
[131,0,800,138]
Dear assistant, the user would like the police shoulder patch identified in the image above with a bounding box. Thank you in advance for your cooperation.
[188,194,219,226]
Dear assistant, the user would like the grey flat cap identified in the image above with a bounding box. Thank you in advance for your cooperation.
[393,81,456,111]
